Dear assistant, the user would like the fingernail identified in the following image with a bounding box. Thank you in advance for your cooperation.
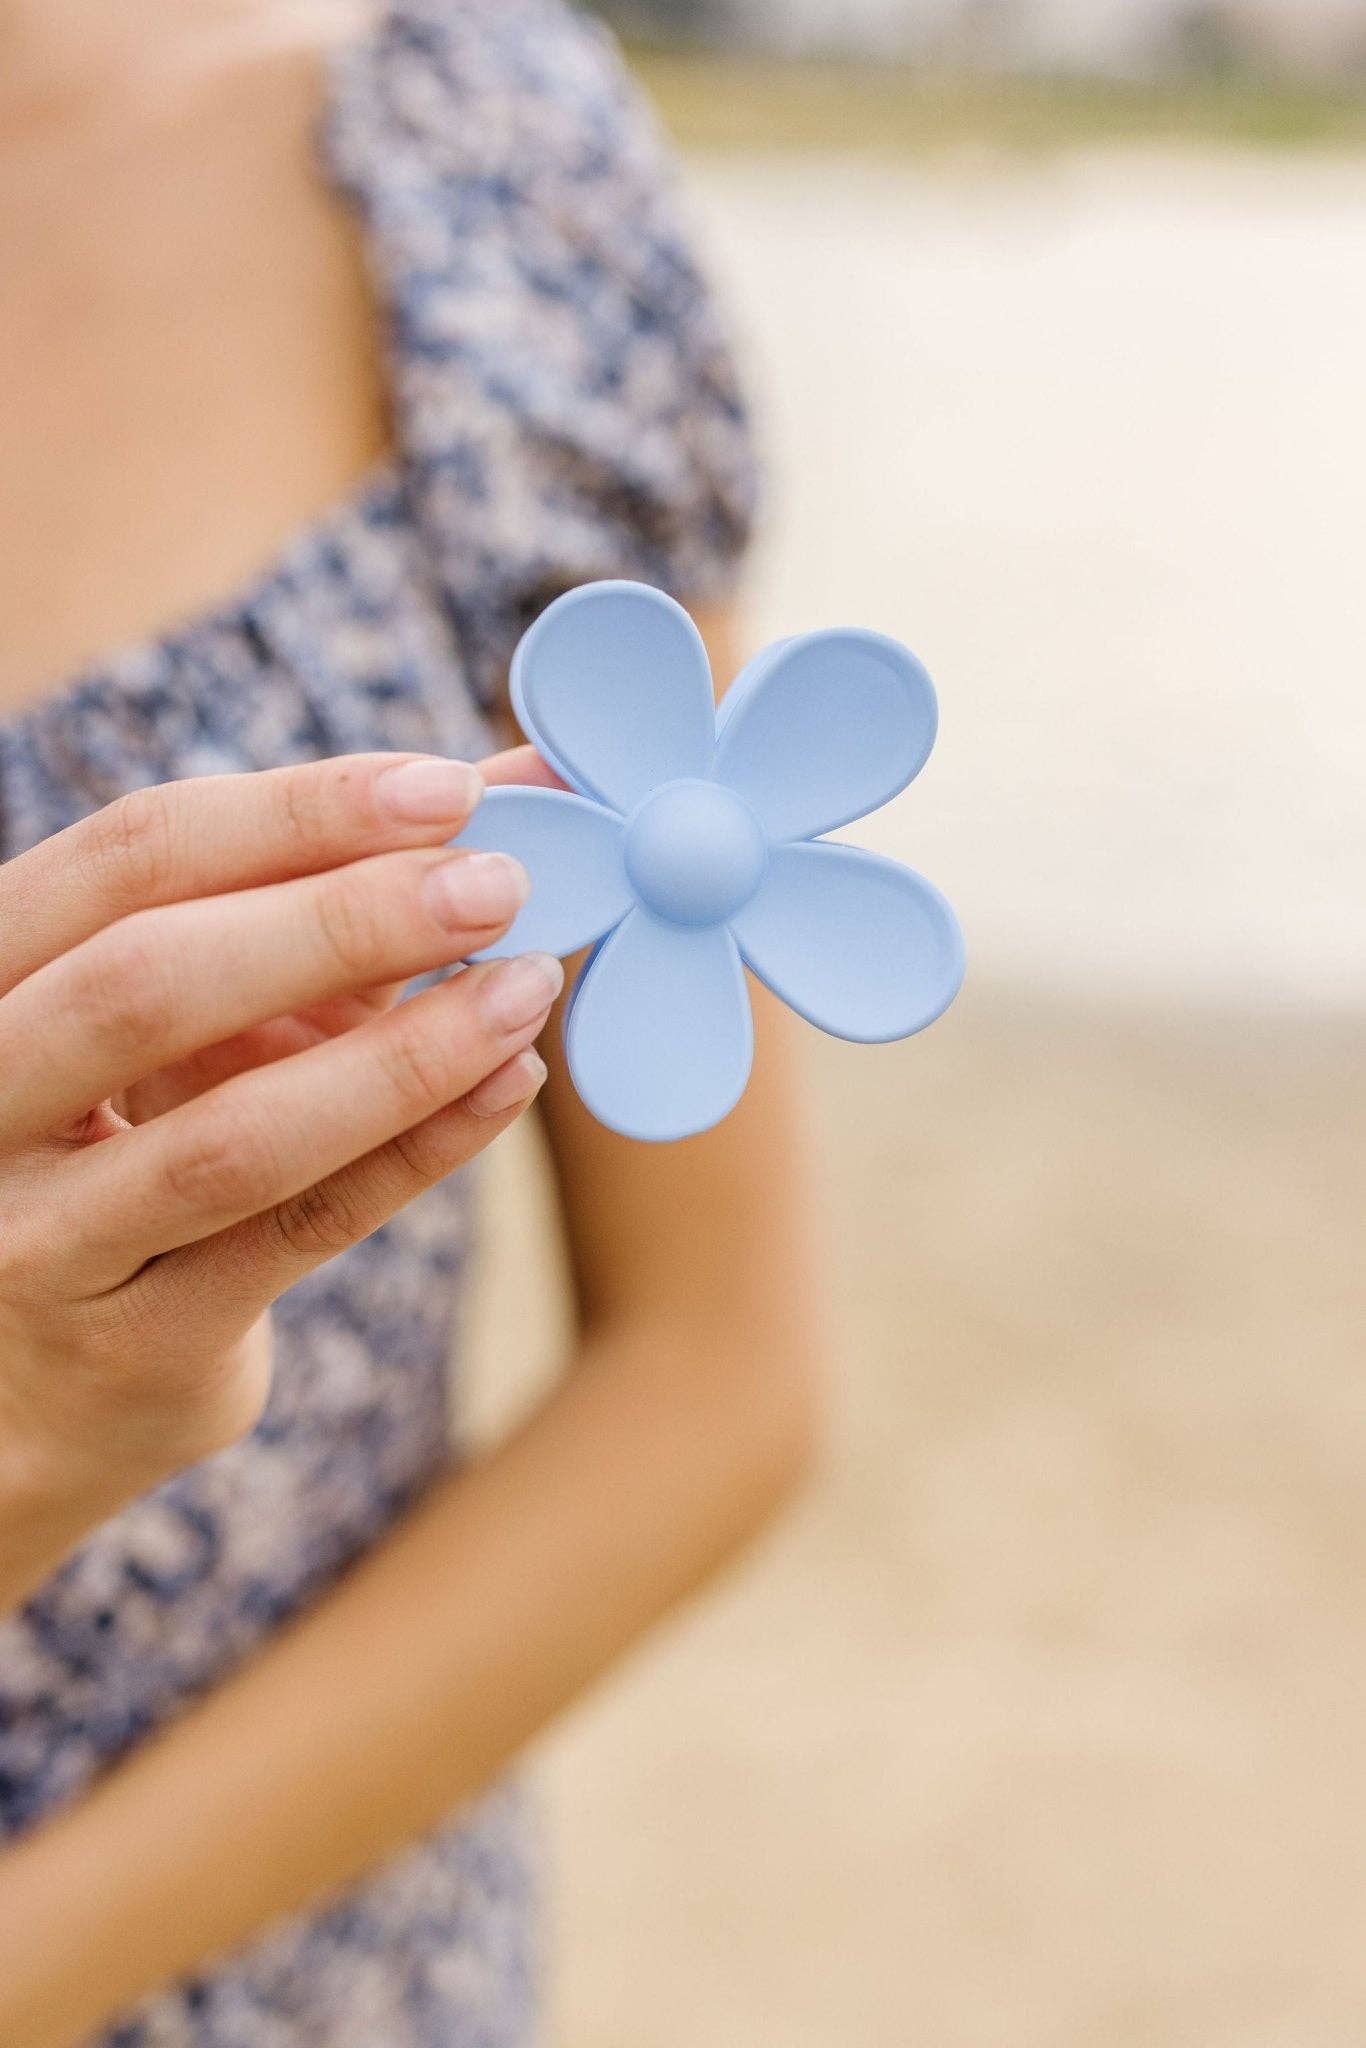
[479,952,564,1033]
[424,852,530,931]
[376,757,483,824]
[466,1048,547,1119]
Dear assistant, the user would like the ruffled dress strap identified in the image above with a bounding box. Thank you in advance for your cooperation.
[322,0,761,712]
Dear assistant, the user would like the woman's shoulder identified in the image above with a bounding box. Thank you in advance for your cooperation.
[332,0,676,191]
[324,0,760,703]
[324,0,723,382]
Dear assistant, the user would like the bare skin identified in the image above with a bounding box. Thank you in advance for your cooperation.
[0,742,572,1614]
[0,0,387,710]
[0,4,823,2040]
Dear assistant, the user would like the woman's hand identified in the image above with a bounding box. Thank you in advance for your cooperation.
[0,747,562,1605]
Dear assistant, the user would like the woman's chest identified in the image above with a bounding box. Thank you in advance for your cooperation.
[0,45,389,715]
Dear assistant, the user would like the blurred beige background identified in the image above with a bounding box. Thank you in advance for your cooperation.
[466,124,1366,2048]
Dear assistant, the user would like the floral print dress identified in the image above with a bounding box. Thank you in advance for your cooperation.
[0,4,757,2040]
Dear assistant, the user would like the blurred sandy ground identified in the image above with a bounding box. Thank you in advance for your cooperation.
[464,145,1366,2046]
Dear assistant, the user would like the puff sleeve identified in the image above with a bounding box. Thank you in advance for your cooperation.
[324,0,761,710]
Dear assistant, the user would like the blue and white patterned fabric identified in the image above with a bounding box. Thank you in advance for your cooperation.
[0,4,757,2040]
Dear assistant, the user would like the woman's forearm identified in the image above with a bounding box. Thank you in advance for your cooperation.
[0,1443,104,1617]
[0,1397,141,1617]
[0,1310,817,2047]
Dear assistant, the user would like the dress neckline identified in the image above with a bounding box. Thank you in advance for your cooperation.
[1,13,395,745]
[2,461,401,740]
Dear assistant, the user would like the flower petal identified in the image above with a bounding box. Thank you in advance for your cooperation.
[511,581,717,813]
[564,911,753,1141]
[453,786,631,961]
[713,629,938,840]
[730,841,964,1041]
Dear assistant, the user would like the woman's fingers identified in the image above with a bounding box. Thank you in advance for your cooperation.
[0,751,485,998]
[180,1044,550,1311]
[0,844,534,1148]
[479,743,567,791]
[114,980,407,1125]
[41,953,564,1296]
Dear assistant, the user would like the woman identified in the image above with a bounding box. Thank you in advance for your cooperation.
[0,2,823,2041]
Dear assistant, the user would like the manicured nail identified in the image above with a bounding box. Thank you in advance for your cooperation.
[424,852,530,931]
[479,953,564,1033]
[375,756,483,824]
[466,1048,548,1119]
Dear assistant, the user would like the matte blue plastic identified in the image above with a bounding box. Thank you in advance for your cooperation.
[456,786,630,962]
[624,780,767,928]
[511,579,716,811]
[566,913,753,1142]
[714,627,939,840]
[451,578,965,1142]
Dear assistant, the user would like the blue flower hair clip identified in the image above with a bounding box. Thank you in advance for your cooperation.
[455,580,964,1141]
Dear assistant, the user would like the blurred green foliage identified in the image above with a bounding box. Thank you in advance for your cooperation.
[628,48,1366,154]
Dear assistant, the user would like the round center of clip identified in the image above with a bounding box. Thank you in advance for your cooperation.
[623,778,767,928]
